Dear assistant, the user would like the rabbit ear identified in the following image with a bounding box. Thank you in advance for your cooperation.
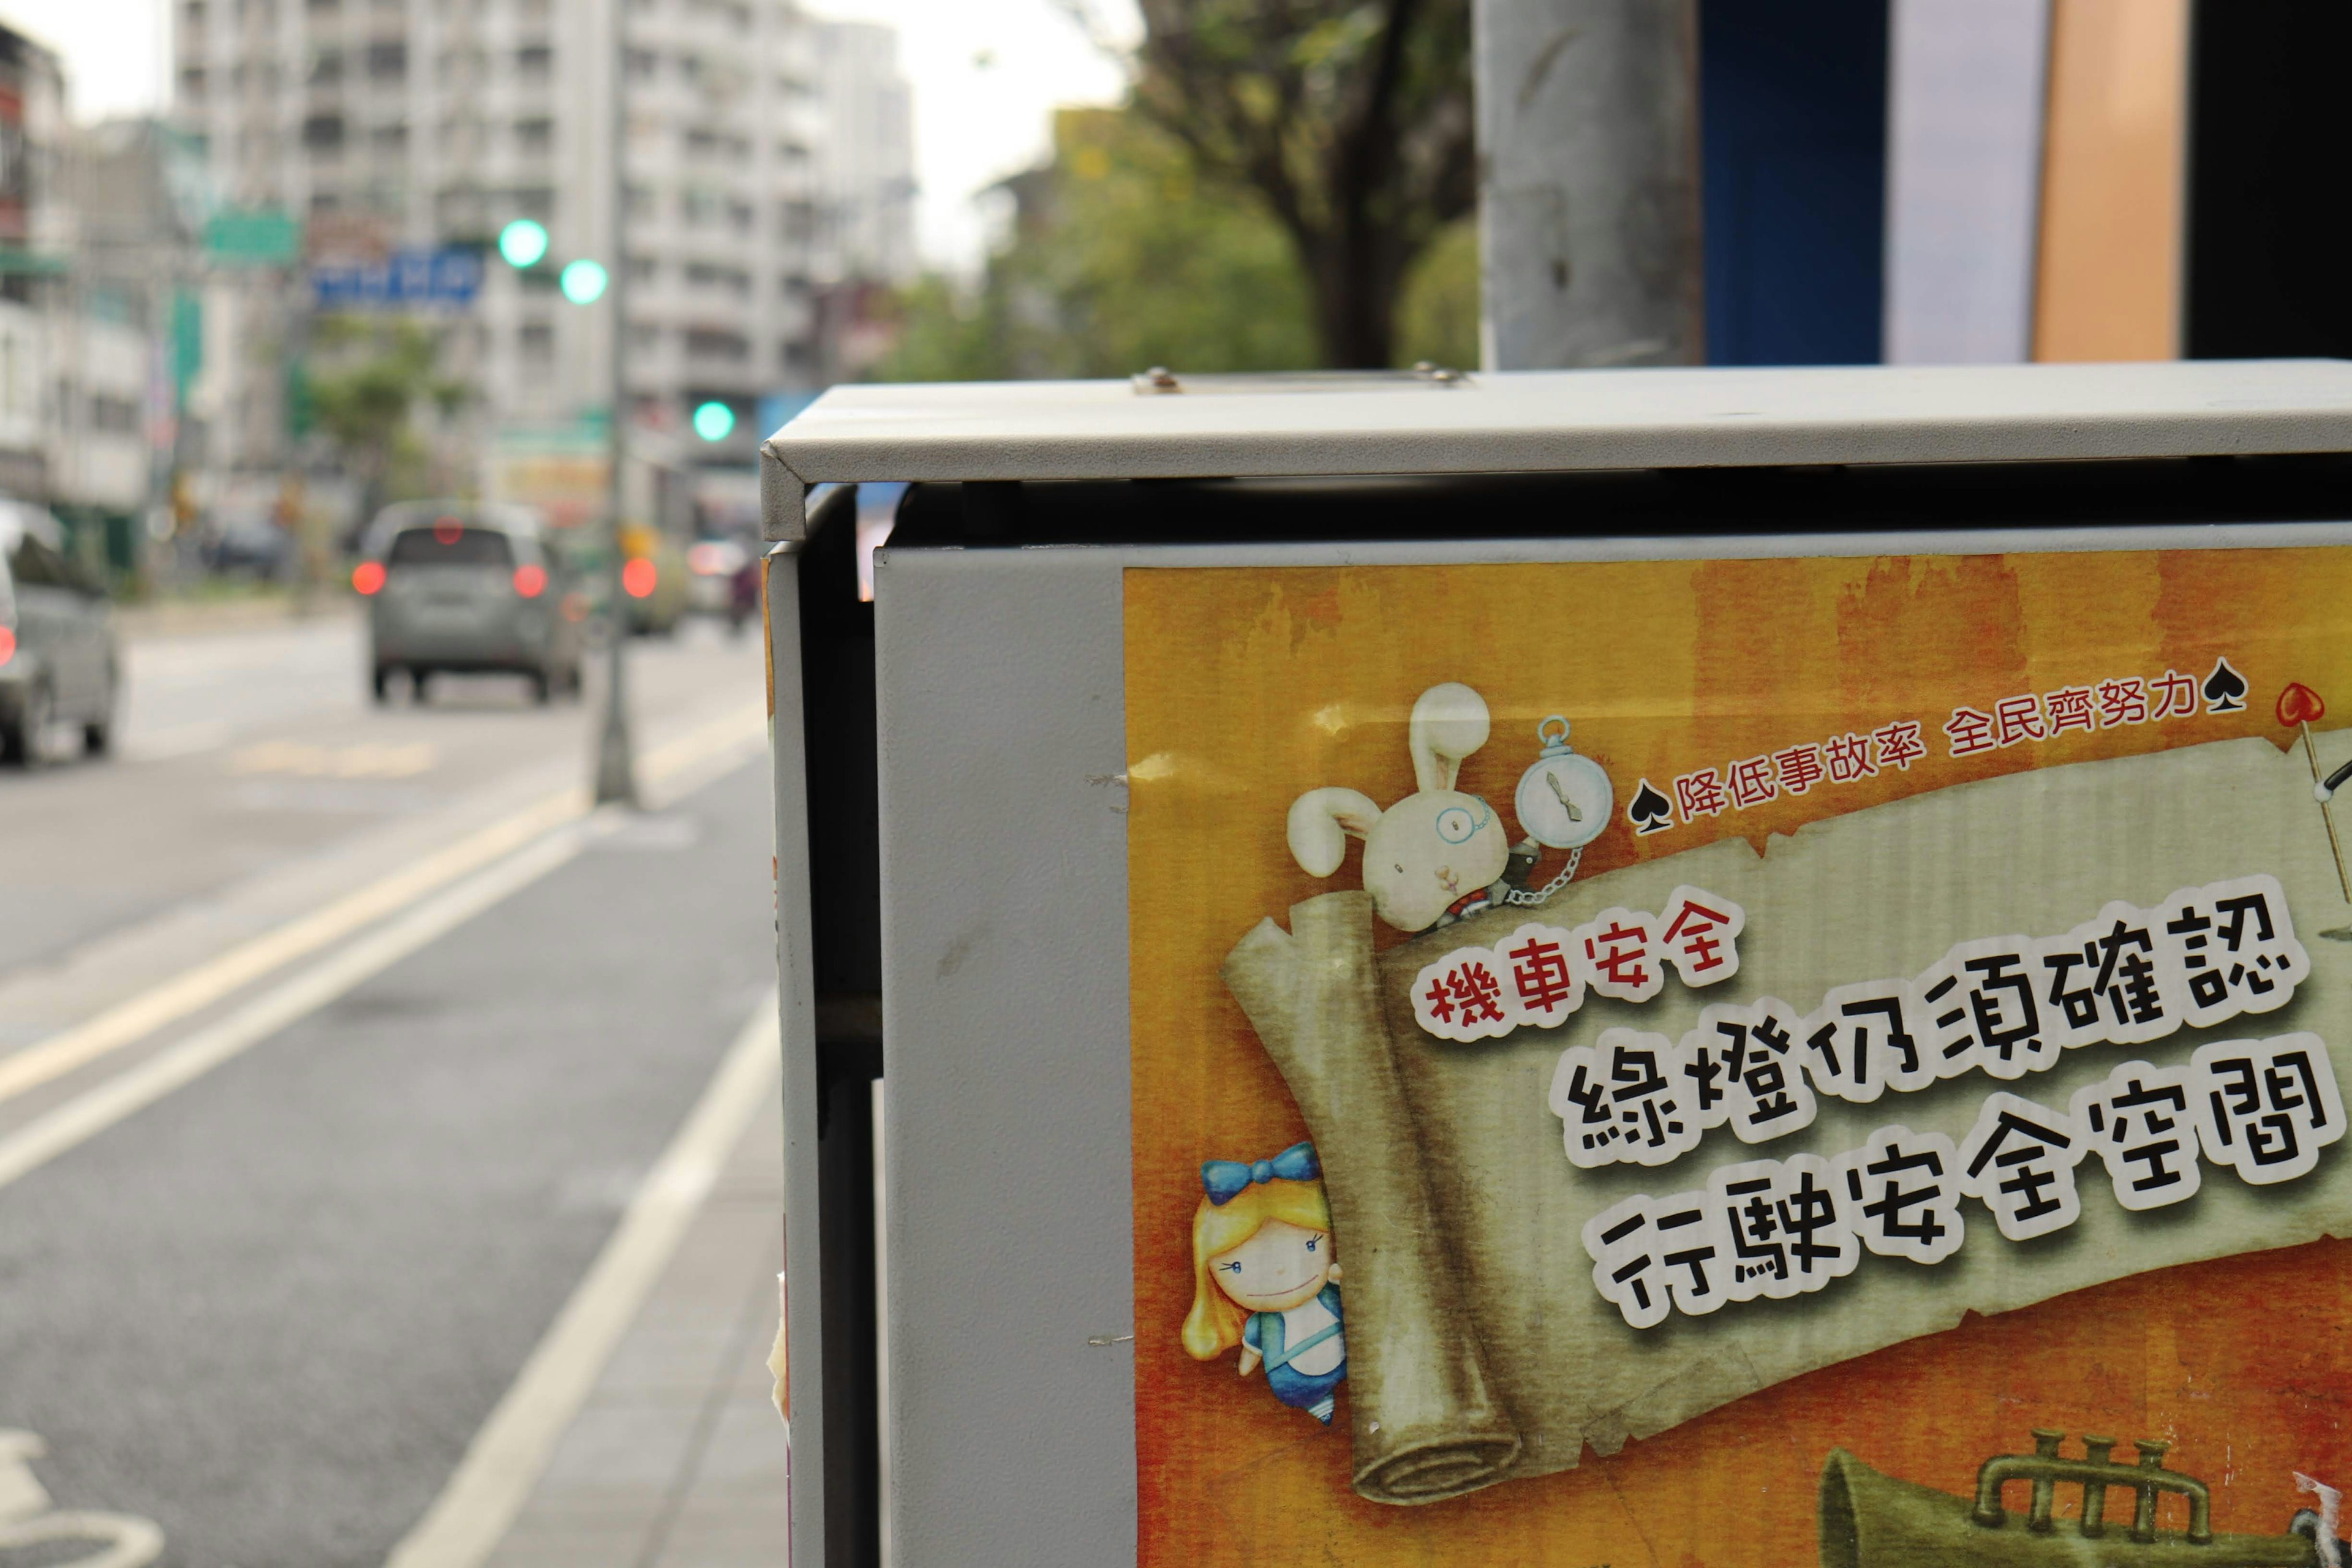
[1287,787,1382,876]
[1408,683,1491,793]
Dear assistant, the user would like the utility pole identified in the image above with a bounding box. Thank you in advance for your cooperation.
[591,0,639,809]
[1473,0,1705,369]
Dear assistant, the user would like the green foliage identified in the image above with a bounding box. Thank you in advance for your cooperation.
[1133,0,1476,366]
[307,317,469,503]
[876,104,1478,383]
[1394,216,1480,371]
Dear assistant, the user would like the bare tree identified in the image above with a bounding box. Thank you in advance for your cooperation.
[1130,0,1475,368]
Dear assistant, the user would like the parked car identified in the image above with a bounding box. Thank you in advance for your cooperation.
[0,499,118,765]
[356,502,584,704]
[203,507,295,579]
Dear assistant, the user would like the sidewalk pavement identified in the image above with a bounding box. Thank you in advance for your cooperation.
[484,1084,790,1568]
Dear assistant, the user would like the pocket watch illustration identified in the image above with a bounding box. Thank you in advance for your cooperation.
[1514,717,1613,851]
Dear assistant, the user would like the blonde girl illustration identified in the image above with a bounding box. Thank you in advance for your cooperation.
[1182,1142,1346,1425]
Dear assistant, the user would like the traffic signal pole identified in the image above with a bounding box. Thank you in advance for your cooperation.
[592,0,639,809]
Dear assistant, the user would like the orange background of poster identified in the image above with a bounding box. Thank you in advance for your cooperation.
[1127,548,2352,1567]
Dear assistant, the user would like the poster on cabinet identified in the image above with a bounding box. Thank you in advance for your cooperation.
[1126,546,2352,1567]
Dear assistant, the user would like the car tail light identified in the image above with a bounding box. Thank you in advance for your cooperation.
[352,561,386,595]
[513,564,548,598]
[622,558,658,598]
[0,625,13,667]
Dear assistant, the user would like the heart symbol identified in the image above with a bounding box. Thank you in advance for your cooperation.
[2280,682,2328,726]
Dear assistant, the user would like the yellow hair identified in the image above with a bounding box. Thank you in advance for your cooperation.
[1180,1177,1333,1361]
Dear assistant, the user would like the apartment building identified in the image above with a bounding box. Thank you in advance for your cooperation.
[0,23,69,501]
[173,0,907,485]
[810,20,914,287]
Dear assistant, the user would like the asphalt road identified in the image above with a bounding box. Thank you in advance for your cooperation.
[0,609,761,983]
[0,606,780,1566]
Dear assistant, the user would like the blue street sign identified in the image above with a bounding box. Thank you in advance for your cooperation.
[311,249,485,311]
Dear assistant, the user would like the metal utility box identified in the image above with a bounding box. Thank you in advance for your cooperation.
[762,361,2352,1568]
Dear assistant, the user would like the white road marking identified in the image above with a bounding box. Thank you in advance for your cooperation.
[0,702,766,1112]
[0,822,587,1194]
[119,720,233,762]
[0,1429,165,1567]
[227,739,439,778]
[0,703,772,1194]
[383,995,780,1568]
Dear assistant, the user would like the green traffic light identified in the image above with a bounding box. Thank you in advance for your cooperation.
[692,401,736,441]
[497,218,549,268]
[560,258,609,305]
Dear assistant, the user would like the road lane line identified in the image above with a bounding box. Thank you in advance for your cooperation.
[384,995,779,1568]
[0,701,766,1111]
[0,823,590,1194]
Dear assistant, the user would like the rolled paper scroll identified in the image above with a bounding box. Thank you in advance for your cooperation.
[1221,891,1521,1504]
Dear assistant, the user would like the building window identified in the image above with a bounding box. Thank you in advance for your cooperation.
[627,47,657,78]
[434,185,484,230]
[628,256,655,282]
[779,199,813,243]
[727,199,752,233]
[302,113,346,150]
[311,189,342,215]
[90,394,141,434]
[512,185,556,221]
[513,118,553,155]
[630,325,660,352]
[516,44,553,81]
[366,40,407,79]
[179,67,206,101]
[371,121,408,153]
[184,0,206,25]
[685,263,748,295]
[519,323,555,363]
[684,328,748,361]
[305,0,339,12]
[309,49,342,85]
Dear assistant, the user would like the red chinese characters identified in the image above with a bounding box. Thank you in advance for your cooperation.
[1659,888,1747,988]
[1410,891,1750,1039]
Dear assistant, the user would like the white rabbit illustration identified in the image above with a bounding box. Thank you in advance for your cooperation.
[1287,683,1515,933]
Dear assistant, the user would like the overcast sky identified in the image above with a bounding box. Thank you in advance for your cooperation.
[0,0,1139,270]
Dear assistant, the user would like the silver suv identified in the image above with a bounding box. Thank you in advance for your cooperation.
[358,502,584,704]
[0,500,118,766]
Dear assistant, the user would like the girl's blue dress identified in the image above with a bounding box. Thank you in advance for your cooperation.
[1242,1283,1346,1423]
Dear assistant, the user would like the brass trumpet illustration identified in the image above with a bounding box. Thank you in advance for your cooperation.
[1822,1431,2345,1568]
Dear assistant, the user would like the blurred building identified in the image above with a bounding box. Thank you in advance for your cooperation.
[810,20,915,289]
[172,0,910,497]
[0,23,68,501]
[58,119,210,530]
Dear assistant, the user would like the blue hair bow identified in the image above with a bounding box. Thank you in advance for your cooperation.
[1201,1141,1321,1205]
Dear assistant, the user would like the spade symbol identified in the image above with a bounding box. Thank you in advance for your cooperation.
[2203,657,2248,713]
[1627,777,1673,835]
